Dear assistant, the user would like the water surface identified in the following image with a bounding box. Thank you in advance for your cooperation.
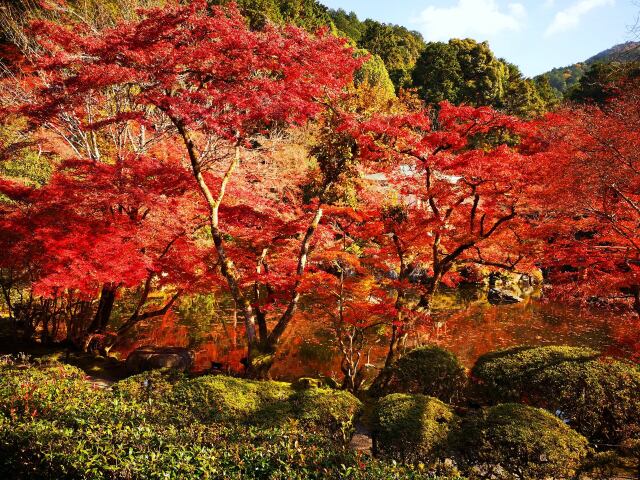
[119,287,639,380]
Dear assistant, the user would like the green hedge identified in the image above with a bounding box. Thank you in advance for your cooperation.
[371,346,467,403]
[372,393,458,464]
[471,345,600,401]
[0,358,462,479]
[450,403,590,479]
[119,371,361,440]
[471,345,640,443]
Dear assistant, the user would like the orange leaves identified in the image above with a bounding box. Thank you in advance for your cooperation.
[536,87,640,314]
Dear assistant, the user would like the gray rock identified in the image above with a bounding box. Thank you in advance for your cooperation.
[488,288,523,305]
[125,346,194,373]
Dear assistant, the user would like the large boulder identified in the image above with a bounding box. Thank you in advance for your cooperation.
[487,287,522,305]
[125,346,194,373]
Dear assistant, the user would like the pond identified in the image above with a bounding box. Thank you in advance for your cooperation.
[117,286,640,381]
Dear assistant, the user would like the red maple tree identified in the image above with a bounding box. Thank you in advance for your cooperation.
[537,84,640,315]
[346,101,543,367]
[2,0,361,375]
[0,150,213,350]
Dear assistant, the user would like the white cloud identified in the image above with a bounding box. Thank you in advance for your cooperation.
[414,0,526,42]
[544,0,615,37]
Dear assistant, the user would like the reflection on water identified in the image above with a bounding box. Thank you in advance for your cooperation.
[118,286,639,381]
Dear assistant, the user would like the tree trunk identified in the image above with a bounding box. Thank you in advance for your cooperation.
[88,284,117,334]
[244,203,325,378]
[244,340,277,379]
[633,286,640,316]
[370,311,402,396]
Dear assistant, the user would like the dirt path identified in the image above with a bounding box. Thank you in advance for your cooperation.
[349,421,373,455]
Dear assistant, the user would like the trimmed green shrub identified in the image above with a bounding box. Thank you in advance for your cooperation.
[169,375,292,423]
[451,403,589,480]
[290,387,362,441]
[114,369,365,441]
[113,368,185,401]
[372,346,467,403]
[291,376,339,390]
[373,393,458,463]
[471,345,600,402]
[472,345,640,442]
[526,359,640,443]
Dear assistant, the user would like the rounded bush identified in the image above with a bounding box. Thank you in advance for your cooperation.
[472,345,640,442]
[291,376,339,390]
[451,403,589,480]
[166,375,362,437]
[372,393,458,463]
[527,359,640,443]
[290,388,362,440]
[372,345,467,403]
[114,368,184,401]
[169,375,291,423]
[471,345,599,402]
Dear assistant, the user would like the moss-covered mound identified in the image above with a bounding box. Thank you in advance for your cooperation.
[116,370,361,438]
[451,403,590,480]
[371,346,467,403]
[169,375,292,423]
[372,393,458,463]
[471,345,640,442]
[471,345,600,401]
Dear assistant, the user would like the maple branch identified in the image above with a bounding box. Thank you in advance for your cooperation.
[392,230,407,278]
[130,274,153,321]
[267,200,325,346]
[212,145,240,227]
[481,205,516,239]
[470,189,480,233]
[169,114,257,343]
[464,247,525,272]
[610,185,640,218]
[254,247,269,342]
[443,196,465,223]
[116,289,182,336]
[425,166,440,219]
[439,242,476,271]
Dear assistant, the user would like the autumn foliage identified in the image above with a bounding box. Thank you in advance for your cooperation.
[535,83,640,314]
[0,0,639,383]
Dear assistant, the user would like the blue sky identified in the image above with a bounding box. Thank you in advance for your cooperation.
[320,0,639,76]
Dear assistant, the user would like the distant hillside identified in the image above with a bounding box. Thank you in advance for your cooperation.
[587,41,640,63]
[537,41,640,95]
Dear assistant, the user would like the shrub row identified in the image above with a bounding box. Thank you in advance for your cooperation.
[374,344,640,444]
[2,342,638,479]
[373,396,590,479]
[0,358,457,479]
